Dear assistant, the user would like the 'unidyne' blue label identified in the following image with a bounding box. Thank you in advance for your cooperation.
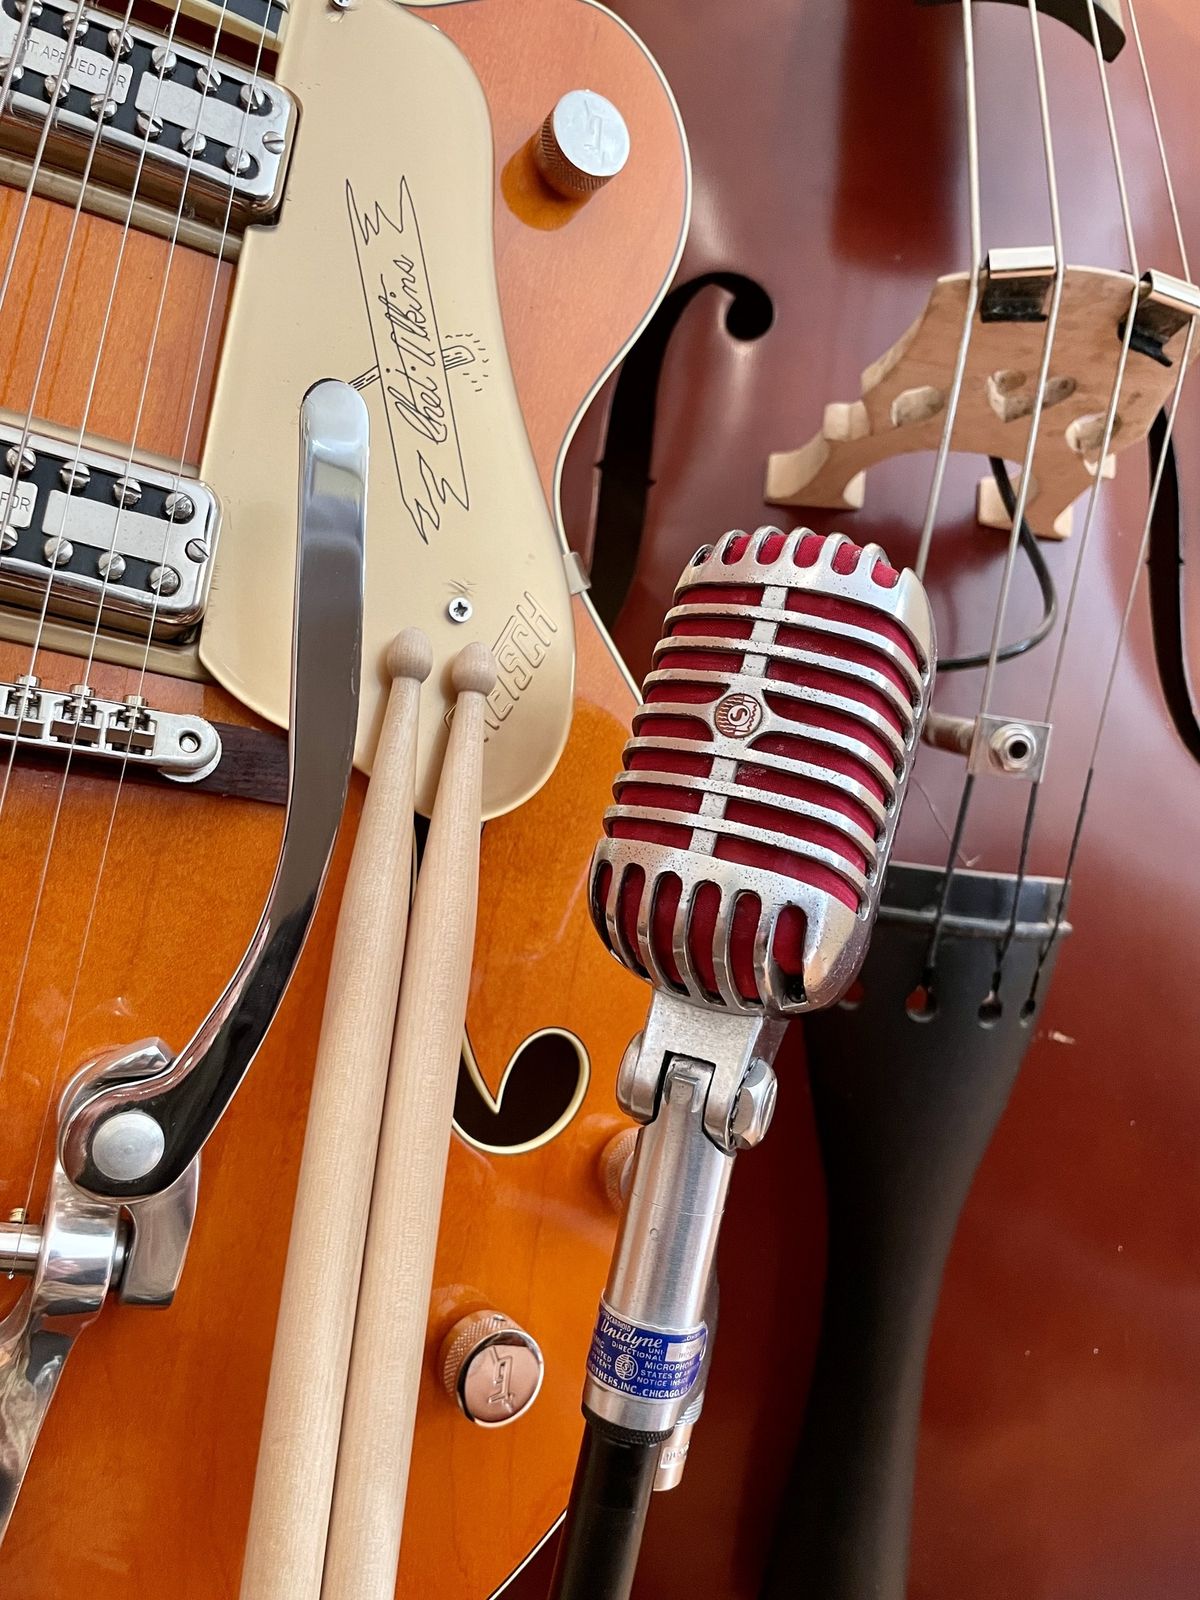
[586,1302,706,1403]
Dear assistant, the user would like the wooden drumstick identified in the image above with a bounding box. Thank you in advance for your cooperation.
[321,642,497,1600]
[239,630,433,1600]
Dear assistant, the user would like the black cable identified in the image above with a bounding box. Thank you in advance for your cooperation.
[549,1275,720,1600]
[547,1425,661,1600]
[1146,411,1200,764]
[939,458,1058,671]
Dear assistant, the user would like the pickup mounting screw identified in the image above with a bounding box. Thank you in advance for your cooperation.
[165,490,195,523]
[262,129,286,156]
[447,597,472,623]
[149,565,181,596]
[184,539,208,564]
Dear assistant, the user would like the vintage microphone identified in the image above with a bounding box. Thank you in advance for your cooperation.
[548,525,935,1600]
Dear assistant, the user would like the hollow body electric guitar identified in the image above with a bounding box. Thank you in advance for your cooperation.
[545,0,1200,1596]
[0,1,687,1595]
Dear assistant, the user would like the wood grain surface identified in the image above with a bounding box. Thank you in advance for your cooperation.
[0,1,686,1595]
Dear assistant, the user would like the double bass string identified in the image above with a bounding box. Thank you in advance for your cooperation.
[910,0,985,1000]
[985,0,1144,995]
[922,0,1068,996]
[1027,0,1198,1004]
[913,0,983,585]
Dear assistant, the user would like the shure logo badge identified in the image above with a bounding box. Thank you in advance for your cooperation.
[713,692,763,739]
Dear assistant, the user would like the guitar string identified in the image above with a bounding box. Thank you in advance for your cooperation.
[11,1,270,1233]
[0,2,93,334]
[921,0,1068,995]
[1025,0,1197,1007]
[981,0,1143,1001]
[0,0,154,823]
[912,0,983,584]
[0,0,248,1217]
[12,5,272,1232]
[0,1,49,310]
[0,0,176,1130]
[0,0,214,1208]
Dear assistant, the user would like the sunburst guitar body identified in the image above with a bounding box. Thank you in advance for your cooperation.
[0,0,688,1593]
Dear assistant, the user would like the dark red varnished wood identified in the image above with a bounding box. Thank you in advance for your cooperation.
[537,3,1200,1596]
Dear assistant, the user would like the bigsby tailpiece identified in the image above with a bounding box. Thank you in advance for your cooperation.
[0,381,367,1539]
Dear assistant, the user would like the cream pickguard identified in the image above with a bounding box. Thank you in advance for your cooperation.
[201,0,575,818]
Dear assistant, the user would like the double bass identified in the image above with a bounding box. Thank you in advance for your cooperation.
[533,0,1200,1594]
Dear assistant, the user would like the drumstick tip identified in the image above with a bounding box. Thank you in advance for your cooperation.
[451,641,498,698]
[386,628,434,683]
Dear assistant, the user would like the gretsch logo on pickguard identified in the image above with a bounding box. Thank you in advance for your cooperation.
[347,176,484,542]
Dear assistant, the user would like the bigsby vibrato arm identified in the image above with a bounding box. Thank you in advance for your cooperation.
[0,380,367,1538]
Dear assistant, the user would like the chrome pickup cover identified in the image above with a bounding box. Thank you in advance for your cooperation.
[0,423,217,639]
[0,0,295,226]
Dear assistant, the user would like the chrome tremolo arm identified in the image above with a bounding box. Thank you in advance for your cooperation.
[61,380,367,1200]
[0,380,368,1542]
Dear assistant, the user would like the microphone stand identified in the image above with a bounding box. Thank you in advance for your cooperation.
[548,992,784,1600]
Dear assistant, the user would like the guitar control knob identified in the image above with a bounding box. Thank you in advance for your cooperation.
[598,1125,638,1212]
[534,89,630,199]
[440,1310,544,1428]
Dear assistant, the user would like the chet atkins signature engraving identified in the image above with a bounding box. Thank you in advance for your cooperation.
[347,176,486,543]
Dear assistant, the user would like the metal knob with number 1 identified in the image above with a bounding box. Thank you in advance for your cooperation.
[534,89,630,198]
[440,1311,544,1427]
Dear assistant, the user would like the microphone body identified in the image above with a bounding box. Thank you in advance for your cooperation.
[549,527,934,1600]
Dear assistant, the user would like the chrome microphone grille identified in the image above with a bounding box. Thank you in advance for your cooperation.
[590,527,935,1015]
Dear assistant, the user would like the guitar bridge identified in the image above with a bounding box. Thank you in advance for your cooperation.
[0,674,222,776]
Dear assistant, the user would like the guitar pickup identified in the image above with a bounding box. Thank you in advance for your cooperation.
[0,0,297,229]
[0,424,218,640]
